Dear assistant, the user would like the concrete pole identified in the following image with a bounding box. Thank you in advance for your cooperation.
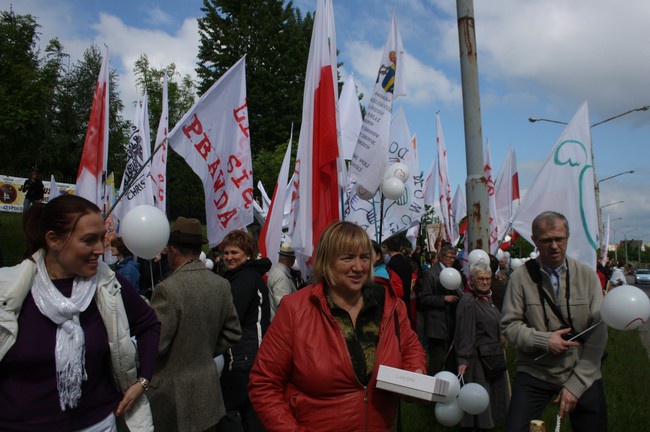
[457,0,490,251]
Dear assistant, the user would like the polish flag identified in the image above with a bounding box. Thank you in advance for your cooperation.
[259,132,292,264]
[288,0,341,274]
[76,46,109,210]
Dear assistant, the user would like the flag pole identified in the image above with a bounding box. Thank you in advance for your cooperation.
[104,138,166,220]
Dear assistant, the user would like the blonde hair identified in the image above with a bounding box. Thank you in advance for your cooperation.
[313,221,374,287]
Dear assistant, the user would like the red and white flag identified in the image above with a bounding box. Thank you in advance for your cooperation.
[511,101,597,269]
[495,145,520,243]
[287,0,341,273]
[168,57,253,247]
[349,13,406,196]
[76,46,109,210]
[150,72,169,214]
[259,133,293,264]
[483,140,499,254]
[436,113,455,242]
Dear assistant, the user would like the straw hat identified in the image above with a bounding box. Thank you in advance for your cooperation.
[279,241,295,257]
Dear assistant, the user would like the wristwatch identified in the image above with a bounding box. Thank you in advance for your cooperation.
[137,377,150,391]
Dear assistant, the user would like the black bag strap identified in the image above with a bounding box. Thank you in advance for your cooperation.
[525,259,574,332]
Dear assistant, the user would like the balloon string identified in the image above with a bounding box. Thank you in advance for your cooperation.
[555,414,561,432]
[457,373,465,386]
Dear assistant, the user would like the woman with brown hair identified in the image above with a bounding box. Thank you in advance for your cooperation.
[0,194,160,431]
[218,230,271,432]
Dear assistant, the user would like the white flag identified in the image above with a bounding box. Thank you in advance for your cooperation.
[511,101,598,269]
[436,113,455,242]
[380,107,425,239]
[150,73,169,214]
[423,157,436,208]
[349,13,406,195]
[49,175,62,201]
[114,94,155,228]
[339,74,363,161]
[484,140,499,254]
[168,57,253,247]
[601,214,610,266]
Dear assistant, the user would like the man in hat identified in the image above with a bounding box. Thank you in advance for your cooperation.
[266,241,298,320]
[149,217,242,432]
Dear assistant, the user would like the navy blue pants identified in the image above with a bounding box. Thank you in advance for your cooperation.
[505,372,607,432]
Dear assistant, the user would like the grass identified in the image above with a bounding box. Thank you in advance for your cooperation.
[401,327,650,431]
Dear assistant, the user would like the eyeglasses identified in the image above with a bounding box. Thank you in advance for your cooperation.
[474,277,491,282]
[441,255,456,260]
[537,236,568,245]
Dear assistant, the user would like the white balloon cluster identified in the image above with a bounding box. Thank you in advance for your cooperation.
[199,251,215,270]
[356,162,409,201]
[468,249,489,266]
[433,372,490,426]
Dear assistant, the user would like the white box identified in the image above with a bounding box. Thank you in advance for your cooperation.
[376,365,450,402]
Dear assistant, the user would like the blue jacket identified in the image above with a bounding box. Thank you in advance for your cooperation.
[115,256,141,292]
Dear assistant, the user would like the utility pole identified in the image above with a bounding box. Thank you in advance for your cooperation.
[457,0,489,252]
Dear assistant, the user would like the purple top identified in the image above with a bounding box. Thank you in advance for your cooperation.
[0,273,160,432]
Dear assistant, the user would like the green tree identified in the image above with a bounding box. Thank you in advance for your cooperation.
[196,0,313,192]
[131,54,200,219]
[48,44,130,183]
[0,10,49,175]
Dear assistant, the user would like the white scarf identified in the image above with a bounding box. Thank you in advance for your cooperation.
[31,254,97,411]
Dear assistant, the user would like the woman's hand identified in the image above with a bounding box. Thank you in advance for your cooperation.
[457,364,468,375]
[115,382,145,417]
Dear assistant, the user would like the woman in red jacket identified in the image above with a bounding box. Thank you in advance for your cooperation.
[248,221,426,432]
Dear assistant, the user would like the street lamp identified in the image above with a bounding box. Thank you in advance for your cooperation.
[529,105,649,244]
[600,201,624,209]
[621,227,638,266]
[597,171,635,186]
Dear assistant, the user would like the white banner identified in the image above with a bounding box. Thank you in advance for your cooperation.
[511,101,598,269]
[0,175,75,213]
[168,56,253,247]
[349,14,406,195]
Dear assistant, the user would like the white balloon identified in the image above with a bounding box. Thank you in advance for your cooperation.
[384,162,410,183]
[381,177,405,200]
[529,251,538,259]
[120,205,170,259]
[510,258,523,269]
[205,259,214,270]
[433,370,461,402]
[435,400,464,427]
[356,184,376,201]
[440,267,462,291]
[468,249,489,266]
[214,355,225,375]
[496,249,504,260]
[601,284,650,330]
[504,251,510,259]
[458,382,489,415]
[199,251,207,262]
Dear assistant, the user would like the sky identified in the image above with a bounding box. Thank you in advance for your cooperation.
[3,0,650,247]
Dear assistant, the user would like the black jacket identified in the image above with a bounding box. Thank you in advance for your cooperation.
[224,258,272,371]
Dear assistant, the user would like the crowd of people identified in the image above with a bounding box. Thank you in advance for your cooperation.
[0,195,612,432]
